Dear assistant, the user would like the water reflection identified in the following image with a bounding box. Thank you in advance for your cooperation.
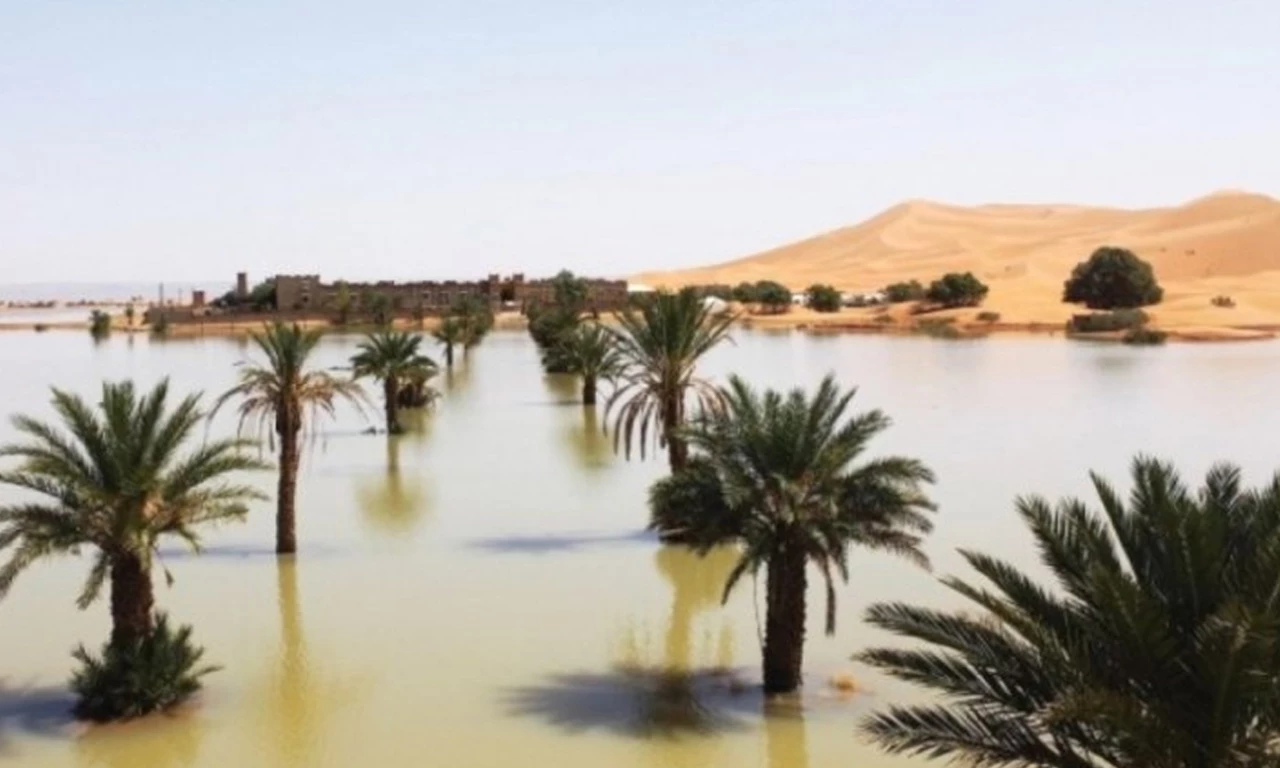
[443,363,473,397]
[506,546,748,741]
[74,718,201,768]
[256,560,366,767]
[763,699,810,768]
[652,546,740,674]
[542,374,579,404]
[559,407,611,472]
[357,414,432,535]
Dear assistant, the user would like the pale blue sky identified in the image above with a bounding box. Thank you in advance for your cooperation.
[2,1,1278,284]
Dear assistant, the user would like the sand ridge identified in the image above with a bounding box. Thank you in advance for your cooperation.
[636,191,1280,331]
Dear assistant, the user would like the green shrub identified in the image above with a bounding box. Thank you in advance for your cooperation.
[883,280,926,303]
[34,323,49,332]
[527,270,591,373]
[89,310,112,339]
[925,272,989,308]
[805,284,842,313]
[1063,246,1163,309]
[70,613,218,722]
[753,281,792,314]
[1067,309,1149,333]
[150,314,171,336]
[1212,295,1236,308]
[730,282,759,303]
[975,311,1001,323]
[1122,328,1168,345]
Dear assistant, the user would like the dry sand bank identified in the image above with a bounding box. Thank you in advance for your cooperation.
[636,190,1280,337]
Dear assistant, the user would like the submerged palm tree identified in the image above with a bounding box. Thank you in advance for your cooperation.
[215,322,366,554]
[454,295,494,354]
[859,458,1280,768]
[0,380,264,649]
[560,322,623,406]
[350,330,437,434]
[432,317,465,368]
[649,375,935,694]
[606,289,734,471]
[89,309,112,339]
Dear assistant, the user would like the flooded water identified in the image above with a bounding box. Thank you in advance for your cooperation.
[2,329,1279,767]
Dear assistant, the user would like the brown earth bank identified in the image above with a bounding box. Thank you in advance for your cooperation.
[0,312,532,336]
[635,190,1280,339]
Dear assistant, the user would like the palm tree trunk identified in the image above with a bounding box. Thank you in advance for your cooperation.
[664,394,688,472]
[763,544,807,694]
[384,376,401,434]
[277,427,301,554]
[109,553,155,648]
[582,375,597,406]
[445,343,454,368]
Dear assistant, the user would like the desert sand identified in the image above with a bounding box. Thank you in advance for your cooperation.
[636,190,1280,338]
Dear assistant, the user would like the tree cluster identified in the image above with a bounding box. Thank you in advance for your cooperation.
[731,280,792,314]
[882,280,926,303]
[805,284,842,313]
[212,279,277,312]
[1063,246,1164,309]
[924,272,989,308]
[527,270,590,373]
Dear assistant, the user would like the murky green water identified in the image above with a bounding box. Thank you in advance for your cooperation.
[2,329,1279,767]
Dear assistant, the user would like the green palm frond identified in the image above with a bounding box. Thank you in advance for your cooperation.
[648,372,935,631]
[214,322,369,446]
[0,380,267,607]
[431,317,466,346]
[858,457,1280,767]
[604,289,734,462]
[350,330,437,384]
[559,322,624,381]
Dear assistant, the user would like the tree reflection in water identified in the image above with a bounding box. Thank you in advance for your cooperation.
[763,697,810,768]
[542,373,578,404]
[357,412,432,535]
[560,406,612,472]
[73,709,201,768]
[260,558,367,767]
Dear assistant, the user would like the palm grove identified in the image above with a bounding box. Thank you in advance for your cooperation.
[5,278,1280,767]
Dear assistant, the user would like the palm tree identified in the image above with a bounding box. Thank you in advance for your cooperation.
[648,374,935,694]
[89,309,111,339]
[606,289,734,471]
[858,458,1280,768]
[560,322,623,406]
[215,322,366,554]
[0,380,264,649]
[367,292,393,327]
[432,317,465,368]
[333,282,353,326]
[454,295,494,354]
[350,330,437,434]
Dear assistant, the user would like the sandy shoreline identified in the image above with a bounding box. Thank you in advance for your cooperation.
[634,191,1280,344]
[4,307,1273,343]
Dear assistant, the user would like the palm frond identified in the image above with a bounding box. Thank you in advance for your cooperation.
[0,380,264,612]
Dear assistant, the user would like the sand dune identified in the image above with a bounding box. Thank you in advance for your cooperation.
[636,191,1280,331]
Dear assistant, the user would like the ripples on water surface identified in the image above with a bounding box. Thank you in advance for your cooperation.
[1,329,1278,767]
